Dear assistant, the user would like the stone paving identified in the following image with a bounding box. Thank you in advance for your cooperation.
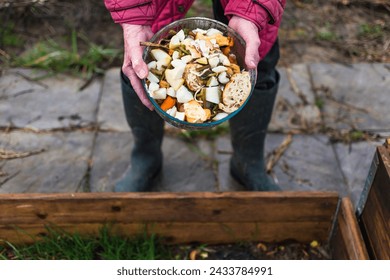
[1,64,389,209]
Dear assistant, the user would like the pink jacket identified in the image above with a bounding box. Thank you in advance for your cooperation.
[104,0,285,59]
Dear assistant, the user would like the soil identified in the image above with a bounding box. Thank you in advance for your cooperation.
[1,0,389,68]
[173,240,331,260]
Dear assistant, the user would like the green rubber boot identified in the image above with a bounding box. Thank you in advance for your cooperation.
[229,42,281,191]
[115,71,164,192]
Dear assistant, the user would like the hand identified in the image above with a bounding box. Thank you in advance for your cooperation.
[228,16,261,70]
[122,23,155,110]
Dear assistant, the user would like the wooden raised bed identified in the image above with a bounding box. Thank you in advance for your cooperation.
[0,191,368,259]
[357,139,390,260]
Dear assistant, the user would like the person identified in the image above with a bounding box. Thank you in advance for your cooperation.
[103,0,286,192]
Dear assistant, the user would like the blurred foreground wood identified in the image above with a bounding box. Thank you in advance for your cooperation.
[357,139,390,260]
[0,191,368,259]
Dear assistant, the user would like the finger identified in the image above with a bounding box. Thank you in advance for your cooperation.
[130,45,149,79]
[132,57,149,79]
[229,17,261,69]
[244,38,261,69]
[132,77,154,111]
[234,26,260,69]
[123,66,154,111]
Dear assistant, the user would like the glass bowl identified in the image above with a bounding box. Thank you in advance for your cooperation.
[142,17,257,130]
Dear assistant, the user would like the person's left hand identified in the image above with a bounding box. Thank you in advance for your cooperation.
[228,16,261,69]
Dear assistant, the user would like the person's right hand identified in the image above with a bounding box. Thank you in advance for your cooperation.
[122,23,155,110]
[228,16,261,70]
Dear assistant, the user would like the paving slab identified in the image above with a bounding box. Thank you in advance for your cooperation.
[215,135,246,192]
[0,131,93,193]
[333,139,384,208]
[216,133,348,193]
[0,68,102,130]
[268,134,348,194]
[270,65,319,132]
[97,68,129,132]
[89,132,133,192]
[268,134,351,193]
[309,63,390,131]
[157,136,216,192]
[90,132,216,192]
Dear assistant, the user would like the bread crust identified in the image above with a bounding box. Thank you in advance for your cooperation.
[219,71,251,113]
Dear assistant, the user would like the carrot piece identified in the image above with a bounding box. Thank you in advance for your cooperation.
[159,80,170,88]
[222,46,231,56]
[160,96,176,111]
[228,36,234,47]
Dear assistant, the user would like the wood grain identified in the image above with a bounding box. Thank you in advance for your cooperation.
[0,221,332,246]
[360,146,390,259]
[0,192,338,224]
[331,197,369,260]
[0,192,338,245]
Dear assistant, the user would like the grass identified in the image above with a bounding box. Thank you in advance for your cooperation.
[1,23,24,48]
[316,29,337,41]
[314,97,325,110]
[10,30,121,80]
[358,23,384,39]
[0,226,172,260]
[178,123,230,141]
[314,22,338,42]
[186,0,213,18]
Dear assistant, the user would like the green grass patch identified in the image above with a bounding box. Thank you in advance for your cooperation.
[13,30,121,79]
[186,0,213,18]
[349,130,365,141]
[315,22,337,42]
[179,123,230,141]
[316,29,337,41]
[358,23,384,39]
[1,23,24,48]
[314,97,325,110]
[0,226,172,260]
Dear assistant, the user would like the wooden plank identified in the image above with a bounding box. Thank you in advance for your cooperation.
[0,221,332,246]
[0,192,339,248]
[360,146,390,260]
[0,192,339,224]
[330,197,369,260]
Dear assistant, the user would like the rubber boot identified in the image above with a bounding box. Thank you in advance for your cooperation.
[229,41,281,191]
[115,71,164,192]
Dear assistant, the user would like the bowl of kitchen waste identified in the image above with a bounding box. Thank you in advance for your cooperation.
[142,17,256,130]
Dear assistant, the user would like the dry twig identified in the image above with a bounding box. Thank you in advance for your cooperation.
[0,148,45,160]
[286,67,309,105]
[266,134,293,173]
[139,42,170,50]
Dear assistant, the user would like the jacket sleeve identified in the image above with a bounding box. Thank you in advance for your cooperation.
[224,0,286,31]
[103,0,157,25]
